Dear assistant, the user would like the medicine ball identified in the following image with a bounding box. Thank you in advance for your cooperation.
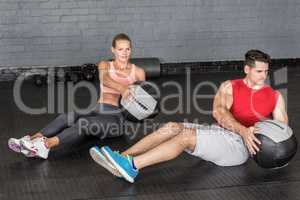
[253,119,298,169]
[120,81,160,122]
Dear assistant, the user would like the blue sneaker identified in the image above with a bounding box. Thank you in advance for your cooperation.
[101,146,138,183]
[89,146,122,178]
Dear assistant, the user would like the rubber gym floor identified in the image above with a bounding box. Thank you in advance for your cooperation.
[1,69,299,200]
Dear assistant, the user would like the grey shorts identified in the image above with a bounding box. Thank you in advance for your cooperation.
[183,123,249,166]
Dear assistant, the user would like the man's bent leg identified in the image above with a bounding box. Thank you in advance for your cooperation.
[133,128,197,170]
[123,122,184,156]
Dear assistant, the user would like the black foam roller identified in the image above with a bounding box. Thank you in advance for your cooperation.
[130,57,161,78]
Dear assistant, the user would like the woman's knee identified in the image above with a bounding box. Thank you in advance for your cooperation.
[57,112,77,124]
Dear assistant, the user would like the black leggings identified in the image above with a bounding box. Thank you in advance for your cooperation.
[40,103,124,146]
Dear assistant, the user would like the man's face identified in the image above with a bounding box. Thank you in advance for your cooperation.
[245,61,269,86]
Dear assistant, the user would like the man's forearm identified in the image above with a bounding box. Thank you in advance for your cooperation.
[213,107,247,135]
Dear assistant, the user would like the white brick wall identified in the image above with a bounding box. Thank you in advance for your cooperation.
[0,0,299,67]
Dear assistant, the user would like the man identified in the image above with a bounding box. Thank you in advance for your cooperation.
[89,49,288,183]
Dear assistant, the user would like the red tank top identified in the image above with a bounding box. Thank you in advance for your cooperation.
[230,79,278,127]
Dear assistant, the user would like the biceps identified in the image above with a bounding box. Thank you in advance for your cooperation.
[273,100,288,123]
[214,92,231,109]
[99,70,112,86]
[213,92,222,111]
[137,70,146,81]
[213,93,228,114]
[273,112,288,125]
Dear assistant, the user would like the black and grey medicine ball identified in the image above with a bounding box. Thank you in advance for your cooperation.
[253,119,298,169]
[120,81,160,122]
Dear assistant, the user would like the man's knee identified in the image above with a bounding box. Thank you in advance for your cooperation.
[164,122,184,131]
[156,122,184,137]
[178,128,197,151]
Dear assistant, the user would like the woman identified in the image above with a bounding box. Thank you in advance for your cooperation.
[8,33,146,159]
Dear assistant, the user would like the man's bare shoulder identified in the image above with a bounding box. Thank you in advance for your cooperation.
[219,80,233,95]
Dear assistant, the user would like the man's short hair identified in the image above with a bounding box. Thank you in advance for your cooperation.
[245,49,271,67]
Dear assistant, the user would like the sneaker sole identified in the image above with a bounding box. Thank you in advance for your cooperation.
[102,147,134,183]
[8,139,21,153]
[89,147,122,178]
[21,149,36,157]
[8,138,36,157]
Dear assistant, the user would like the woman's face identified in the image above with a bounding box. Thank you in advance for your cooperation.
[111,39,131,63]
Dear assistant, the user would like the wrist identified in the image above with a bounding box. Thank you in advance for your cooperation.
[121,87,128,95]
[238,126,248,136]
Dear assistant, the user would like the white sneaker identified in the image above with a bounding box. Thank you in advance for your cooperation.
[89,146,122,177]
[8,135,36,157]
[20,137,50,159]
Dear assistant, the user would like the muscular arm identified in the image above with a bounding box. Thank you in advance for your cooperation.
[212,81,248,135]
[272,91,288,124]
[135,66,146,82]
[213,81,261,154]
[98,61,128,94]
